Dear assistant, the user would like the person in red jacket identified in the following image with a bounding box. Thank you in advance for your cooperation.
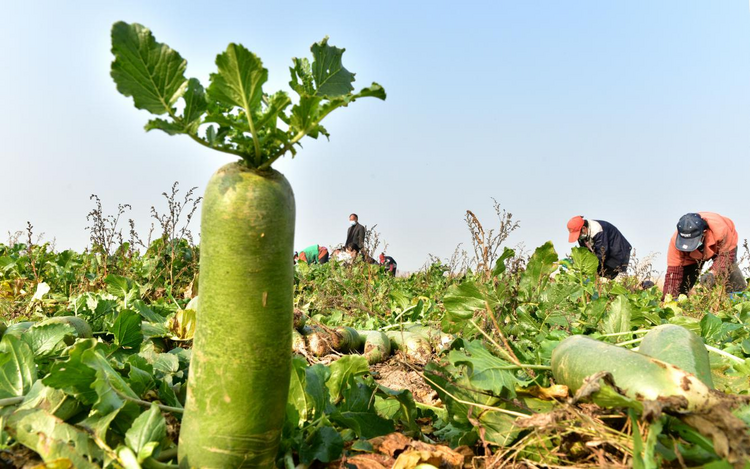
[663,212,747,299]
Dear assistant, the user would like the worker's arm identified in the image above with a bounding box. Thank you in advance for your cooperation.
[711,248,737,275]
[663,233,698,300]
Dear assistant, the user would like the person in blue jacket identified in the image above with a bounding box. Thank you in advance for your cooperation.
[567,216,632,279]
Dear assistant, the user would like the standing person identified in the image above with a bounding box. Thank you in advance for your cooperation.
[295,245,329,264]
[663,212,747,299]
[567,216,632,279]
[345,213,366,254]
[379,253,397,276]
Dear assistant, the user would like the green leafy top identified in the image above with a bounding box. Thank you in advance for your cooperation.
[111,22,385,169]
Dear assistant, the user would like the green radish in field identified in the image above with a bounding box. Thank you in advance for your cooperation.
[110,21,385,468]
[359,330,391,364]
[637,324,714,388]
[551,336,718,412]
[386,330,432,364]
[307,326,362,357]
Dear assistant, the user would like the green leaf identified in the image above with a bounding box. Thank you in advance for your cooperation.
[299,426,344,464]
[43,340,99,404]
[23,323,75,358]
[310,37,355,97]
[492,247,515,277]
[570,246,599,277]
[18,381,82,422]
[111,22,188,115]
[85,351,139,415]
[128,365,156,396]
[443,281,488,320]
[182,77,208,129]
[105,274,140,307]
[449,340,518,398]
[603,296,632,337]
[79,409,122,446]
[112,310,143,350]
[289,57,315,95]
[208,43,267,117]
[125,403,166,463]
[700,313,723,342]
[331,380,395,439]
[518,242,558,300]
[477,408,520,447]
[327,355,369,401]
[0,335,37,398]
[289,357,315,422]
[376,386,419,434]
[7,408,102,468]
[145,118,185,135]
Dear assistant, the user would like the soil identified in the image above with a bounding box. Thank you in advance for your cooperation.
[370,355,440,406]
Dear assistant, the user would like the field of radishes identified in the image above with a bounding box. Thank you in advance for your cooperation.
[1,20,749,469]
[1,225,750,468]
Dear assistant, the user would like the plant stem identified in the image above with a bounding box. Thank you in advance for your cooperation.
[283,450,295,469]
[598,329,651,338]
[705,345,745,364]
[401,360,529,419]
[469,319,535,375]
[109,383,184,414]
[154,448,178,462]
[0,396,24,407]
[614,337,645,347]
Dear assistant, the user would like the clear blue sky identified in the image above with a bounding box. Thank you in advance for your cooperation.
[2,1,750,273]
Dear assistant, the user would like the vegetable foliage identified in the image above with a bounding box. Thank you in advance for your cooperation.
[110,22,386,169]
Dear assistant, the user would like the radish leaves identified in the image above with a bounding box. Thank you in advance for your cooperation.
[111,22,385,169]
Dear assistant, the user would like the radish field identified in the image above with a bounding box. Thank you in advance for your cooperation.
[0,235,749,468]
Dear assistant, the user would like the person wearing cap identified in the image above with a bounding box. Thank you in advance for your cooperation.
[663,212,747,299]
[295,245,329,265]
[567,216,632,279]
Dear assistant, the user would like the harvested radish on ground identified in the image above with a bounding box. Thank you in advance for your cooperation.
[637,324,714,388]
[386,330,432,365]
[551,335,718,412]
[110,21,385,468]
[360,330,392,364]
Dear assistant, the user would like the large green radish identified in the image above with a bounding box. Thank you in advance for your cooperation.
[638,324,714,388]
[551,336,717,412]
[110,21,384,468]
[179,163,295,467]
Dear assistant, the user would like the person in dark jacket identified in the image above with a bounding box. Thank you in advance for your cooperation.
[345,214,366,254]
[567,216,632,279]
[379,253,397,276]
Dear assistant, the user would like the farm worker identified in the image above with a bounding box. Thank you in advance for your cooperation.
[296,245,329,264]
[567,216,632,279]
[345,213,366,254]
[663,212,747,299]
[379,253,397,276]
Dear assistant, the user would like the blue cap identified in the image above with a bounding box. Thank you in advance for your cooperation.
[675,213,707,252]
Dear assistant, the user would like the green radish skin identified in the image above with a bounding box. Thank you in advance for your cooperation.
[179,163,295,468]
[359,330,391,364]
[551,336,718,412]
[36,317,93,339]
[307,326,361,357]
[638,324,714,388]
